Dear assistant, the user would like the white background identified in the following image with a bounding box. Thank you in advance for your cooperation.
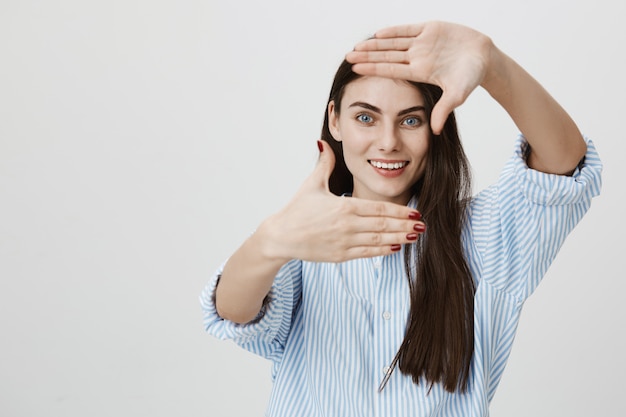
[1,0,624,416]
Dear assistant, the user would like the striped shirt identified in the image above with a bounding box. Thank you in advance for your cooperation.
[201,136,602,417]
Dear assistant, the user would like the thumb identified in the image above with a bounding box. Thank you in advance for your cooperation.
[430,90,464,135]
[311,140,336,192]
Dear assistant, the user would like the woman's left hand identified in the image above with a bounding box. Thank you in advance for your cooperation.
[346,21,493,134]
[347,20,587,174]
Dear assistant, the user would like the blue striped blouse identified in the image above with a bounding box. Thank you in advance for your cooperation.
[201,136,602,417]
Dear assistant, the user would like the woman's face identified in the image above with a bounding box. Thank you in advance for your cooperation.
[328,76,430,205]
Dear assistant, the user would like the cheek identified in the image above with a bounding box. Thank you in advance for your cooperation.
[339,132,372,173]
[416,144,429,159]
[404,132,430,155]
[405,137,430,177]
[339,126,373,151]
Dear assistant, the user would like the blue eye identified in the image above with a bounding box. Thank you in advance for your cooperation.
[357,113,373,124]
[403,116,421,127]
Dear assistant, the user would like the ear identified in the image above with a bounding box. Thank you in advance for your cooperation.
[327,101,342,142]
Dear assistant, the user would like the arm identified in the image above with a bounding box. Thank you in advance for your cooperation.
[215,223,289,324]
[216,140,425,324]
[346,21,586,174]
[481,45,587,174]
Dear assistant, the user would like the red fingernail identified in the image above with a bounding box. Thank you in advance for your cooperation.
[408,211,421,220]
[406,233,418,241]
[317,140,324,152]
[391,244,401,252]
[414,223,426,233]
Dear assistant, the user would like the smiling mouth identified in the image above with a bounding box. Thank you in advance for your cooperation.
[369,160,409,170]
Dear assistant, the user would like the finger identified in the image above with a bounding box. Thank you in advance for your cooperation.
[310,140,336,191]
[346,50,408,65]
[342,197,422,221]
[352,37,413,52]
[349,230,425,247]
[340,244,405,261]
[374,23,426,39]
[352,62,420,82]
[347,215,425,235]
[351,63,415,81]
[430,90,466,135]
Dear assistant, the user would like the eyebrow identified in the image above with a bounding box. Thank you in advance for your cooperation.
[348,101,426,117]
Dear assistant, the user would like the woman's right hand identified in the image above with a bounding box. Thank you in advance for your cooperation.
[217,140,425,323]
[257,140,426,264]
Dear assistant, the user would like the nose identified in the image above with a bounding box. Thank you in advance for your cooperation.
[376,123,400,152]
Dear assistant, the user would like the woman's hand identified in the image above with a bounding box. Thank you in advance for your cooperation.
[217,140,424,323]
[258,140,425,264]
[346,21,493,135]
[347,20,586,175]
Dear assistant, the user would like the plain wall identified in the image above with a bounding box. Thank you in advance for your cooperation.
[1,0,624,416]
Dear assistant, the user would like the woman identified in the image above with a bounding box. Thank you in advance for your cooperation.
[201,21,602,416]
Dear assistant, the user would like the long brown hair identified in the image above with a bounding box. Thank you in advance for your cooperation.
[321,60,475,393]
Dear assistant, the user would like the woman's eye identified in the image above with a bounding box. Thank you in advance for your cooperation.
[356,114,373,124]
[402,116,421,127]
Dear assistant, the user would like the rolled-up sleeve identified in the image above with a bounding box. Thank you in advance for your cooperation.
[468,135,602,300]
[200,258,303,363]
[512,136,602,206]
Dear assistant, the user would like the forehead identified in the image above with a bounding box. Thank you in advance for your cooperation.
[341,76,424,109]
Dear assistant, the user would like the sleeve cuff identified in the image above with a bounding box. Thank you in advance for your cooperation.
[509,135,602,206]
[200,259,301,347]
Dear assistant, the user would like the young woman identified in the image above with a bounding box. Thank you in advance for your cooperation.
[201,21,602,416]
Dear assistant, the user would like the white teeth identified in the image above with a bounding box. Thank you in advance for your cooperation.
[370,160,407,170]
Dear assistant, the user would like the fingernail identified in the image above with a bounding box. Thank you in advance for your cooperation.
[408,211,422,220]
[406,233,418,241]
[391,244,401,252]
[414,223,426,233]
[317,140,324,153]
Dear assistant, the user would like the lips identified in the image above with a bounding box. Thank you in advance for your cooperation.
[368,160,409,170]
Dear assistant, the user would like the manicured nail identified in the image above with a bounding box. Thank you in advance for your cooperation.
[406,233,418,241]
[391,244,401,252]
[414,223,426,233]
[408,211,422,220]
[317,140,324,152]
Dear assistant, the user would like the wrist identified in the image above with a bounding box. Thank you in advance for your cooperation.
[255,214,293,265]
[479,41,512,98]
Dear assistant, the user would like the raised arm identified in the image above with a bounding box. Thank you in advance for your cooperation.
[479,45,586,174]
[346,21,587,175]
[215,140,425,323]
